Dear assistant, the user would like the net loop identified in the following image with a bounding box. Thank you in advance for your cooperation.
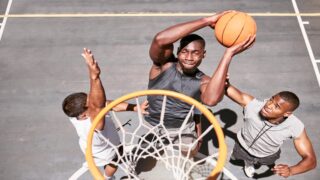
[85,90,227,180]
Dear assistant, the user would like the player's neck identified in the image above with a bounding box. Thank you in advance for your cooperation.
[267,117,287,125]
[176,63,197,75]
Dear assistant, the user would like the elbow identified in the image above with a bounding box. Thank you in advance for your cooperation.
[201,97,220,107]
[95,123,104,131]
[304,155,317,171]
[153,32,169,47]
[309,152,317,169]
[201,93,224,106]
[311,157,317,170]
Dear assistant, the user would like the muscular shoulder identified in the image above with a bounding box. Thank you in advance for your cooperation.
[287,115,305,138]
[149,62,174,80]
[200,75,210,84]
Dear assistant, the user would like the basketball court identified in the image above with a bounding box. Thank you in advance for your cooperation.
[0,0,319,179]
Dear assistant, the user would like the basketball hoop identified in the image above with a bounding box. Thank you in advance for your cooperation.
[85,90,227,180]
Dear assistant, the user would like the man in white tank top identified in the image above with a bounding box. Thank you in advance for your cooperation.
[62,48,148,179]
[225,77,316,178]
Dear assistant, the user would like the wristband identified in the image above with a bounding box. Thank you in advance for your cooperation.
[126,104,135,111]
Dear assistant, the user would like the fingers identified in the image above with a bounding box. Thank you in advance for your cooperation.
[245,34,256,48]
[142,100,149,107]
[83,48,91,53]
[239,34,256,47]
[226,73,230,80]
[229,34,256,55]
[272,164,290,177]
[272,164,287,170]
[247,37,256,49]
[222,10,236,15]
[81,48,101,79]
[215,10,235,17]
[209,10,235,28]
[82,48,96,66]
[140,100,150,115]
[82,48,91,57]
[225,73,230,86]
[82,48,93,58]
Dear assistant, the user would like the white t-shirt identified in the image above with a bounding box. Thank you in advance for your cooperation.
[237,98,304,158]
[69,114,120,162]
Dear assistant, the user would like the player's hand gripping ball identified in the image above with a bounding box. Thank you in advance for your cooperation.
[215,11,257,47]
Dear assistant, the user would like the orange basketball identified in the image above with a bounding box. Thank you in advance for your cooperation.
[215,11,257,47]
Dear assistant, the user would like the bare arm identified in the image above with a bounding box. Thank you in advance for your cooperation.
[225,80,254,107]
[106,100,149,114]
[82,48,106,130]
[149,11,228,66]
[272,129,317,177]
[194,114,202,151]
[200,35,256,106]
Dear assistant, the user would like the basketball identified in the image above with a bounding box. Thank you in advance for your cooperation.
[215,11,257,47]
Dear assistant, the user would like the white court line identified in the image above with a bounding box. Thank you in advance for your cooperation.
[0,12,320,18]
[292,0,320,87]
[0,0,13,41]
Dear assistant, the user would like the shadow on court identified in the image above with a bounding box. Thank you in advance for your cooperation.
[200,108,238,156]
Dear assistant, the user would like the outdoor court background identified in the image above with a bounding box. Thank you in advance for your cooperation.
[0,0,319,179]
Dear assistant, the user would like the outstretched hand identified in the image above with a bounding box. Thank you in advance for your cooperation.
[134,100,149,115]
[81,48,101,80]
[226,34,256,57]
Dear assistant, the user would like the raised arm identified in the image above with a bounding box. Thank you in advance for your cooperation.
[149,11,228,65]
[200,35,255,106]
[106,100,149,114]
[272,129,317,177]
[82,48,106,130]
[224,77,254,107]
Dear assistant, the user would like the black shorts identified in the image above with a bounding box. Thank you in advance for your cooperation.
[231,139,281,166]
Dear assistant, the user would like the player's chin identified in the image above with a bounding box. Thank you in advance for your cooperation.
[259,109,268,118]
[183,68,197,74]
[182,63,197,70]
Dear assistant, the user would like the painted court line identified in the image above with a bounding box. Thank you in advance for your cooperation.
[0,12,320,18]
[0,8,319,86]
[292,0,320,87]
[0,0,13,41]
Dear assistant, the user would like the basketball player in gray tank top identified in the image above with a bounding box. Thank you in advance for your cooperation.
[145,10,256,156]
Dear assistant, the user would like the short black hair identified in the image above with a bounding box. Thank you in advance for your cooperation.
[178,34,205,53]
[278,91,300,111]
[62,92,88,117]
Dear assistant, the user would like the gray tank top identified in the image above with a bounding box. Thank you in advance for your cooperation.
[145,63,205,128]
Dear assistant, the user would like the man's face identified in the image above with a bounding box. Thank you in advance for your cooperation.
[260,95,293,123]
[177,40,205,73]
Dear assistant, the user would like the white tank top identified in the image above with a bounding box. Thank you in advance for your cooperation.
[69,114,120,161]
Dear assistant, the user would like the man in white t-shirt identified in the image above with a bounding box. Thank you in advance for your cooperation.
[62,48,148,179]
[225,79,316,178]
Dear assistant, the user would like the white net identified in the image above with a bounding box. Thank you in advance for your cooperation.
[86,90,232,180]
